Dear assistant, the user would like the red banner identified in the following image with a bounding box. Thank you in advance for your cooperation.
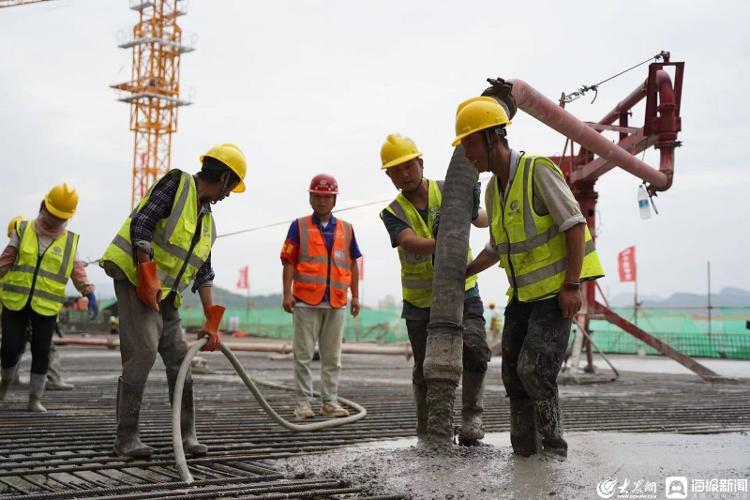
[618,246,636,282]
[236,265,249,289]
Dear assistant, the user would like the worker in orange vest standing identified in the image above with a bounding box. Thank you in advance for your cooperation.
[280,174,361,420]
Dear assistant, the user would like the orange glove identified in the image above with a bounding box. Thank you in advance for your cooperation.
[136,261,162,311]
[198,305,226,351]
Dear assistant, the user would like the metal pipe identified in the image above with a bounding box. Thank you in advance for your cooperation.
[598,81,647,126]
[509,78,670,188]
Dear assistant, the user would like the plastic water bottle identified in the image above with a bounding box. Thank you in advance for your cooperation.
[638,185,651,219]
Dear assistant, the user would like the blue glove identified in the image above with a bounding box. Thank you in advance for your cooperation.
[86,292,99,320]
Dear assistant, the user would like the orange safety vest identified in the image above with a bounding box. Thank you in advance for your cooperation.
[293,216,353,308]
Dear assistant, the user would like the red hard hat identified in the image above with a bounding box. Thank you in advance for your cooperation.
[308,173,339,195]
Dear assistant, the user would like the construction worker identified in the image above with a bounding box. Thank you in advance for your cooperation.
[281,174,361,420]
[487,301,502,344]
[99,144,246,458]
[458,96,604,457]
[0,185,96,412]
[379,133,491,446]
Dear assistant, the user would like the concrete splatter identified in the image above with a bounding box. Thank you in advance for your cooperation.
[275,431,750,499]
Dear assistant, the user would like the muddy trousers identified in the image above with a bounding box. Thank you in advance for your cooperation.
[113,277,201,453]
[405,297,491,440]
[292,306,345,403]
[501,296,571,455]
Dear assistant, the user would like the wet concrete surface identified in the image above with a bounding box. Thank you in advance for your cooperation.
[4,343,750,499]
[276,431,750,499]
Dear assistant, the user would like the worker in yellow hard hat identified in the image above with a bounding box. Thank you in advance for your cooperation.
[1,214,77,393]
[458,92,604,458]
[99,143,247,459]
[378,133,491,446]
[0,184,97,412]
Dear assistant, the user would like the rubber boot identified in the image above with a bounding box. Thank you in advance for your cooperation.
[168,375,208,456]
[534,397,567,457]
[11,364,26,388]
[0,365,18,401]
[27,373,47,413]
[113,377,154,458]
[46,349,75,391]
[458,370,485,446]
[509,398,541,457]
[413,384,428,441]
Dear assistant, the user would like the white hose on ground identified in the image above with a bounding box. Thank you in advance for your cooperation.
[172,337,368,483]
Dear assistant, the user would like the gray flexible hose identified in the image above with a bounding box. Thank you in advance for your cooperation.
[173,337,367,483]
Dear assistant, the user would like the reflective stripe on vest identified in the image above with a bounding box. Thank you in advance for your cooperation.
[293,216,353,308]
[381,179,477,309]
[1,219,78,315]
[486,154,604,302]
[99,170,215,308]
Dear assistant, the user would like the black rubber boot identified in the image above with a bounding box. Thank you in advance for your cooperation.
[413,383,428,441]
[534,397,567,457]
[168,375,208,456]
[113,377,154,459]
[27,373,47,413]
[458,371,485,446]
[509,398,541,457]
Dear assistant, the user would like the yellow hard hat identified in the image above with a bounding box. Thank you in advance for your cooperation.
[7,215,23,238]
[380,133,422,169]
[44,183,79,220]
[452,96,512,147]
[200,143,247,193]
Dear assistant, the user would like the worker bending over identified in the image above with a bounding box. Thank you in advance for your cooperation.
[100,144,246,458]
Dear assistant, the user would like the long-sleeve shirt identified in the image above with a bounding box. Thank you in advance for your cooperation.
[0,221,95,295]
[130,170,215,291]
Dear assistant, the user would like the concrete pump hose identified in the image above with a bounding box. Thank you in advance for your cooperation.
[173,337,367,483]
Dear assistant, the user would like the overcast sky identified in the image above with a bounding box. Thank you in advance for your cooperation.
[1,0,748,307]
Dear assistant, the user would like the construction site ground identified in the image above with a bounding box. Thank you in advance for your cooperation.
[1,335,748,499]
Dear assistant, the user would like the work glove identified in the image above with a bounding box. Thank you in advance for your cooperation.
[482,77,518,120]
[431,211,441,239]
[472,181,481,221]
[86,291,99,320]
[198,304,226,352]
[136,261,162,311]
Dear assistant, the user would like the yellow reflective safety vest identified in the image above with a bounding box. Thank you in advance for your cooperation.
[381,179,478,308]
[100,170,216,308]
[486,154,604,302]
[2,220,78,316]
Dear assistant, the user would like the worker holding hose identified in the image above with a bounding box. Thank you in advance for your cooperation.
[378,134,491,446]
[100,144,247,459]
[459,91,604,458]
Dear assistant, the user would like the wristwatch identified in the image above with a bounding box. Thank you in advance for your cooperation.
[564,281,581,290]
